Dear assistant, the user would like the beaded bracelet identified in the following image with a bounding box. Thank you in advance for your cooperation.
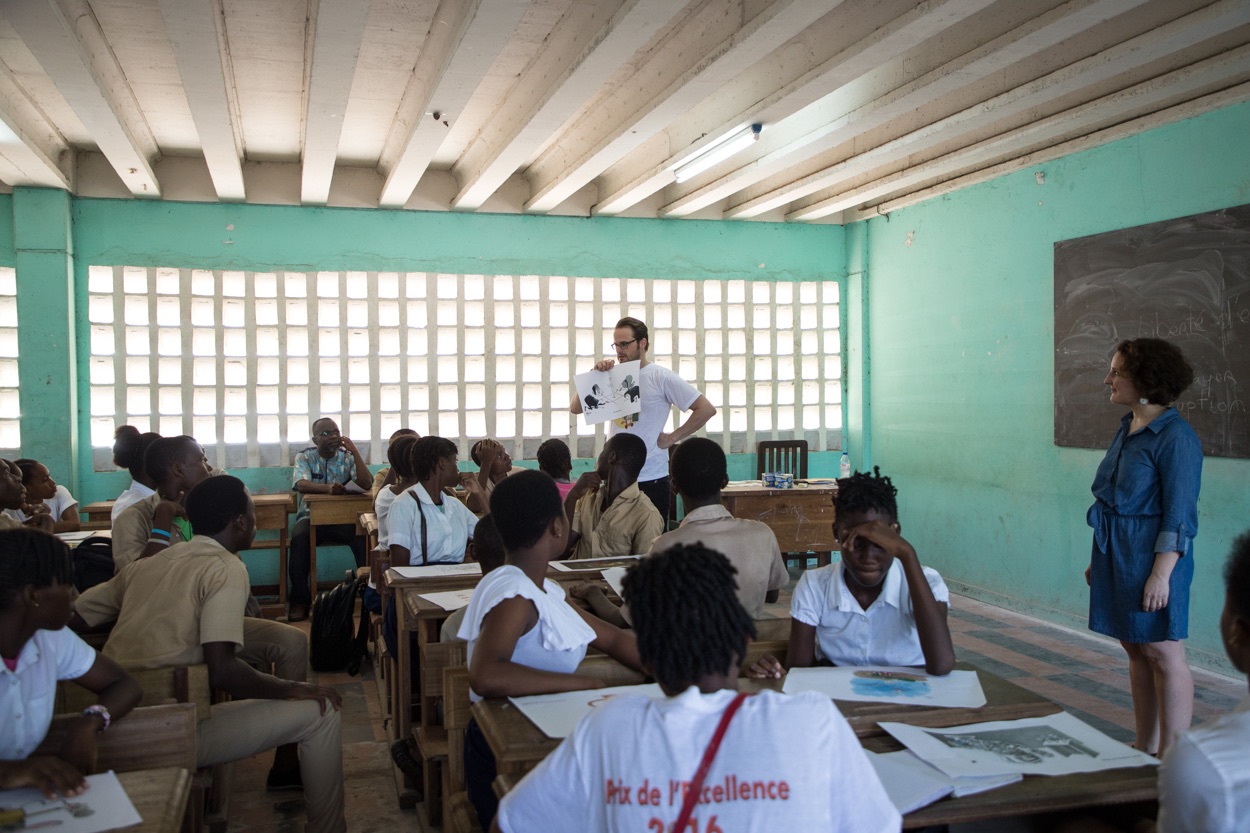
[82,704,111,732]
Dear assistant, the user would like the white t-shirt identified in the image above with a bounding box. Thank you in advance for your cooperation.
[4,484,78,524]
[1156,696,1250,833]
[111,481,155,522]
[611,362,701,482]
[387,484,478,565]
[497,686,900,833]
[791,560,950,668]
[458,565,596,702]
[373,483,414,549]
[0,628,97,761]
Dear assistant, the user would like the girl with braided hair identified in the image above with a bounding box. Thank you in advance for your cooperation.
[749,466,955,679]
[494,542,899,833]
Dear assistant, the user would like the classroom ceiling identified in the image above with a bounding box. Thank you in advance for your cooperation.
[0,0,1247,223]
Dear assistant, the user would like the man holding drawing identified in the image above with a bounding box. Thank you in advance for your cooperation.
[570,317,716,519]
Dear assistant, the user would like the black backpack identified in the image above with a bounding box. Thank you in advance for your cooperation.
[309,570,369,675]
[72,537,115,592]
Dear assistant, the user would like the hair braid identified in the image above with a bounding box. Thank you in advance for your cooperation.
[834,466,898,520]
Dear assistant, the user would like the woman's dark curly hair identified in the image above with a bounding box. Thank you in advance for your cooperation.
[387,434,419,480]
[412,436,457,482]
[622,543,756,692]
[834,466,898,522]
[1116,338,1194,405]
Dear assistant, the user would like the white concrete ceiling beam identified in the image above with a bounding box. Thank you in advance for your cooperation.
[0,61,70,188]
[730,0,1247,219]
[451,0,683,212]
[1,0,160,196]
[523,0,845,214]
[681,0,1164,219]
[596,0,997,216]
[801,46,1250,222]
[377,0,525,209]
[159,0,244,201]
[301,0,370,205]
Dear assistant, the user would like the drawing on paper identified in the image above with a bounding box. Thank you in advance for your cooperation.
[928,726,1100,765]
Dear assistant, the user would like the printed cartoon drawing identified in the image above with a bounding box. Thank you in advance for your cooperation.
[929,726,1100,765]
[584,384,607,411]
[619,374,640,403]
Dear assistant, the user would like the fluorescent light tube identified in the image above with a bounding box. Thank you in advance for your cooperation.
[673,123,762,184]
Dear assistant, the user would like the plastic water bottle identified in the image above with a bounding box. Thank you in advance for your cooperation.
[839,452,851,479]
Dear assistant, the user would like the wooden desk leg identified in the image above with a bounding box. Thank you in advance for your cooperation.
[815,551,832,568]
[308,522,318,604]
[278,526,288,607]
[416,618,440,827]
[396,588,412,746]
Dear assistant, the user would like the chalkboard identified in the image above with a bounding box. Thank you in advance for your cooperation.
[1054,203,1250,458]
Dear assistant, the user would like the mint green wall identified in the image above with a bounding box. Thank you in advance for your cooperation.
[52,200,843,581]
[852,101,1250,673]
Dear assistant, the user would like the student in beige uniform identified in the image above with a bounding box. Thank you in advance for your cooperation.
[564,434,664,560]
[573,437,787,627]
[75,476,346,831]
[110,436,212,570]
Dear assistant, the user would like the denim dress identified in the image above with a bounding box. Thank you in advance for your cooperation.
[1088,408,1202,643]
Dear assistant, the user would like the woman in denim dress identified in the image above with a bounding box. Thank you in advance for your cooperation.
[1086,338,1202,756]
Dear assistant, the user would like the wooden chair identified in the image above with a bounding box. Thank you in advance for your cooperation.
[36,703,199,833]
[59,665,230,833]
[413,640,467,827]
[756,439,809,479]
[371,545,394,716]
[443,665,480,833]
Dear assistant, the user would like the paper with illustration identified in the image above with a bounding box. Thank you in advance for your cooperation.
[574,360,642,426]
[880,711,1159,778]
[0,771,142,833]
[782,666,987,708]
[510,682,664,738]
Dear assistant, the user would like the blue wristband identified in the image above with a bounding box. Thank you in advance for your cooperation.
[151,528,171,538]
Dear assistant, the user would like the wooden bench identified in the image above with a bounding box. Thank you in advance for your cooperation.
[412,639,467,827]
[443,665,479,833]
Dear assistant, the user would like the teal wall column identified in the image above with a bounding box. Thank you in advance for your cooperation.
[13,187,76,483]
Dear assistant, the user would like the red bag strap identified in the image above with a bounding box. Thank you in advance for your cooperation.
[672,691,750,832]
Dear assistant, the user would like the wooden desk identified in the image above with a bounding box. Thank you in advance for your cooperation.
[300,493,372,603]
[472,663,1060,777]
[80,495,294,604]
[116,767,193,833]
[721,482,838,564]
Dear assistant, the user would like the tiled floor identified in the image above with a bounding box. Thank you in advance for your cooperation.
[224,588,1244,833]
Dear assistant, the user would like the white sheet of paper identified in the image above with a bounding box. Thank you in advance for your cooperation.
[344,481,367,494]
[549,555,643,572]
[509,682,665,739]
[391,562,482,579]
[418,588,476,611]
[865,749,954,814]
[574,360,642,426]
[0,771,142,833]
[601,566,628,599]
[880,711,1159,778]
[56,530,100,543]
[782,666,987,709]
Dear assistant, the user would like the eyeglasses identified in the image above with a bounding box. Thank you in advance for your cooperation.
[316,429,341,438]
[609,339,638,350]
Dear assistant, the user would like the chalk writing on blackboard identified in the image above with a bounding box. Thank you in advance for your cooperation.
[1054,204,1250,459]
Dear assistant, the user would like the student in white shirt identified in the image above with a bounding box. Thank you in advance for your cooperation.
[373,434,419,549]
[495,541,900,833]
[460,470,642,830]
[0,529,141,797]
[110,426,161,523]
[749,466,955,678]
[1155,529,1250,833]
[5,460,80,533]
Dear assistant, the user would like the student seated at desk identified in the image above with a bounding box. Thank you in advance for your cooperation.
[536,438,575,500]
[373,433,420,548]
[4,460,80,533]
[466,439,525,513]
[111,436,212,570]
[0,529,142,798]
[440,514,505,643]
[460,470,642,830]
[564,434,665,560]
[370,427,419,497]
[575,437,787,627]
[110,425,161,522]
[493,542,900,833]
[289,417,372,622]
[1155,529,1250,833]
[74,476,347,833]
[0,460,53,533]
[749,467,955,678]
